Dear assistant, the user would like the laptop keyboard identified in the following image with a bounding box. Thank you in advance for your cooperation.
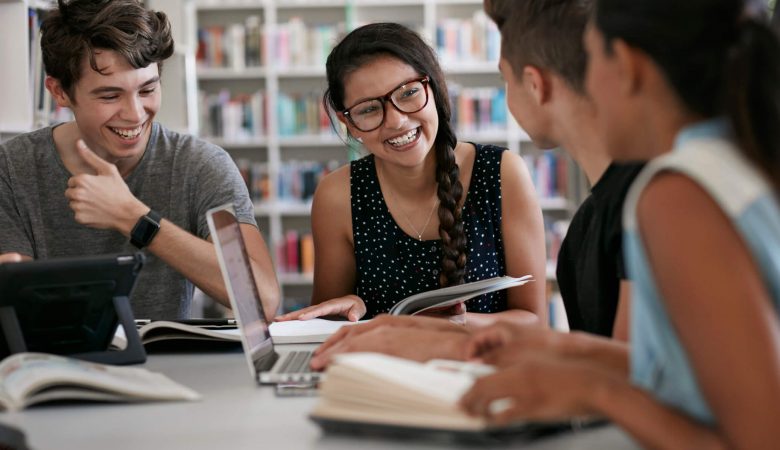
[277,351,313,374]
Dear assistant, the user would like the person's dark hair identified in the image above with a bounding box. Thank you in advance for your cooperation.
[484,0,592,93]
[40,0,174,101]
[594,0,780,192]
[323,23,467,288]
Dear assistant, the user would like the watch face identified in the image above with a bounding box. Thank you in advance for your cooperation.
[131,212,161,248]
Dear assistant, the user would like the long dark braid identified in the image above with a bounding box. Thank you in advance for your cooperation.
[323,23,468,287]
[434,116,467,287]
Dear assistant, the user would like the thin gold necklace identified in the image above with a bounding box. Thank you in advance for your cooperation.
[377,163,439,241]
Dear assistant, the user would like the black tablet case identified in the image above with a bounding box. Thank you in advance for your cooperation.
[0,253,147,365]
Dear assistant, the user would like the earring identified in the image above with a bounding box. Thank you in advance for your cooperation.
[356,137,363,143]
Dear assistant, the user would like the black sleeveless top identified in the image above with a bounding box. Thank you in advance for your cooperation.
[351,144,507,319]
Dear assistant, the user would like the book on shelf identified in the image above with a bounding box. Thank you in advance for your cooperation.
[436,10,500,65]
[199,89,266,140]
[389,275,533,316]
[311,352,567,441]
[196,15,265,70]
[0,352,200,412]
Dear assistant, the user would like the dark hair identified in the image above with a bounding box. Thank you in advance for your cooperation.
[40,0,174,101]
[594,0,780,192]
[323,23,467,288]
[485,0,592,93]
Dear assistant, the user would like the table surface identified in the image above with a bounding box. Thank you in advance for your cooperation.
[0,348,641,450]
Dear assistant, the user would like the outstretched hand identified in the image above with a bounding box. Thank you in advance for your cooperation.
[274,295,367,322]
[309,314,468,369]
[64,140,146,232]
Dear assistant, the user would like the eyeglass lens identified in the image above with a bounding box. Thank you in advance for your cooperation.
[348,79,427,131]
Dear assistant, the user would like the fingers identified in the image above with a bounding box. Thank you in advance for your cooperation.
[0,253,24,264]
[346,299,367,322]
[76,140,114,175]
[274,304,331,321]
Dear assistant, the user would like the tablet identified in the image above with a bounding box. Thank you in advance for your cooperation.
[0,253,144,358]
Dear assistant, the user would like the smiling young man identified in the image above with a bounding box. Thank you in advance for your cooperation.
[0,0,279,319]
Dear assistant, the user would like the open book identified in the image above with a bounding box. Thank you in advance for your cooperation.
[0,353,200,412]
[113,318,363,348]
[112,321,242,350]
[388,275,533,316]
[310,353,571,441]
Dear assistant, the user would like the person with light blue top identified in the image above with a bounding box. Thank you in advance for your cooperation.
[460,0,780,448]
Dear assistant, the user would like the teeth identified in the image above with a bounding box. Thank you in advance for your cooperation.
[110,125,143,139]
[387,128,418,146]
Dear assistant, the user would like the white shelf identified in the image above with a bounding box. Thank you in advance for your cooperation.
[278,134,343,147]
[442,62,499,74]
[208,137,269,148]
[197,66,267,80]
[254,201,312,216]
[276,66,326,78]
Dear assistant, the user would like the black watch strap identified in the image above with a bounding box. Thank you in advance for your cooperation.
[130,209,162,249]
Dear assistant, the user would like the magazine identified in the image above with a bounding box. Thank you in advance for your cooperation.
[388,275,533,316]
[0,353,200,412]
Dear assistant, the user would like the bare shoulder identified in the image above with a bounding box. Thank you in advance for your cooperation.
[636,171,727,233]
[313,164,351,211]
[312,163,352,237]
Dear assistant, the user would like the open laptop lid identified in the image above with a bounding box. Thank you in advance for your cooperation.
[207,203,276,380]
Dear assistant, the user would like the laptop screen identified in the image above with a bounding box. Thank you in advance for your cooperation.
[207,204,274,375]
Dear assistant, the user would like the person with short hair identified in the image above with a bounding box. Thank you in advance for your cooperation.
[461,0,780,447]
[0,0,279,319]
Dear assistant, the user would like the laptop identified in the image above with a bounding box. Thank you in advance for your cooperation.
[207,203,320,385]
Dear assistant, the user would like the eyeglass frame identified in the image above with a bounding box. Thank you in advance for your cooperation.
[341,75,431,132]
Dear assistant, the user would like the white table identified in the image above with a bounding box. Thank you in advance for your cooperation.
[1,349,641,449]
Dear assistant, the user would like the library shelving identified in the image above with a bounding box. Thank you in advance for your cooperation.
[3,0,583,315]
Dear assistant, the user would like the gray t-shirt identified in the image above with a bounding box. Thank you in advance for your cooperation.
[0,123,256,319]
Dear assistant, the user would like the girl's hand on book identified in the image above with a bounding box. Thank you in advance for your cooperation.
[310,327,469,370]
[274,295,366,322]
[314,315,468,361]
[465,322,561,367]
[459,352,602,423]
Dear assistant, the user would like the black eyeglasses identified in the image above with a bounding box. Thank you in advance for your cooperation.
[342,76,430,132]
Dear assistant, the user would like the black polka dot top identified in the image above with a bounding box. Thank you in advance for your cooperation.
[351,143,507,319]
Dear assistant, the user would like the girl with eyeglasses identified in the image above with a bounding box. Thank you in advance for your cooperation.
[276,23,547,336]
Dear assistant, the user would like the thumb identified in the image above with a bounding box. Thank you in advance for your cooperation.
[76,140,113,175]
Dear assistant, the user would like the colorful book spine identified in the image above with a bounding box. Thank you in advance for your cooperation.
[196,16,266,69]
[276,231,315,275]
[199,89,266,140]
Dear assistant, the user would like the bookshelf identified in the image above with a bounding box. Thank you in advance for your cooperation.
[2,0,582,316]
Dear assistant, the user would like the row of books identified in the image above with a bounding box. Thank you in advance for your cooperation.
[277,91,332,136]
[199,89,266,140]
[234,159,343,204]
[523,152,571,199]
[277,230,314,275]
[449,85,507,134]
[436,11,501,64]
[272,18,340,68]
[197,18,341,69]
[196,14,500,71]
[196,16,264,69]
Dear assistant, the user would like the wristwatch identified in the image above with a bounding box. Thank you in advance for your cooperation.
[130,209,162,249]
